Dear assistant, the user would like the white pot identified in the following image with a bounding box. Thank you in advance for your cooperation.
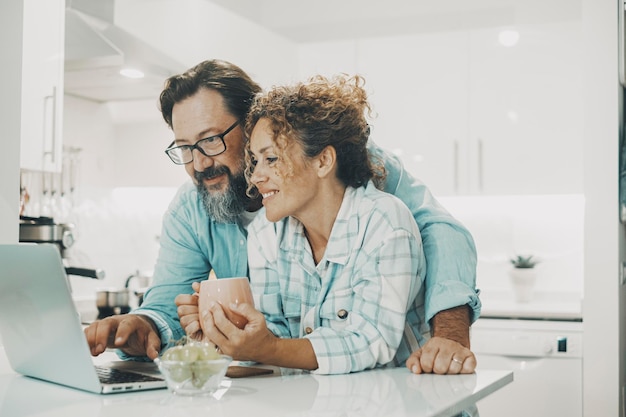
[508,268,537,303]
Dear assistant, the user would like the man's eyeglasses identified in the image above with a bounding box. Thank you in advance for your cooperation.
[164,121,239,165]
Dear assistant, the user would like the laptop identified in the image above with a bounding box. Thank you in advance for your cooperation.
[0,243,167,394]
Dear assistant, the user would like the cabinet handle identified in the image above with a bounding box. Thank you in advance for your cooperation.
[43,86,58,165]
[454,140,459,193]
[477,138,484,192]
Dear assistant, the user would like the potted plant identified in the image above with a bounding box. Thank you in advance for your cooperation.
[508,255,540,303]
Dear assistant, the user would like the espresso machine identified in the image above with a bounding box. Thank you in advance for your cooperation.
[19,215,105,280]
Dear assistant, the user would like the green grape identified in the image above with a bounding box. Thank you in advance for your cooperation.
[167,363,192,383]
[162,344,203,362]
[178,344,201,362]
[161,345,184,361]
[160,338,228,391]
[198,344,220,360]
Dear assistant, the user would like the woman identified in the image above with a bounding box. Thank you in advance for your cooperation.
[181,75,429,374]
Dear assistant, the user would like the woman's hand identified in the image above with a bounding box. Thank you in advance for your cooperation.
[201,301,277,363]
[174,281,204,341]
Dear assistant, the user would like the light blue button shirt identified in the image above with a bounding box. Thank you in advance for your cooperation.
[128,142,481,358]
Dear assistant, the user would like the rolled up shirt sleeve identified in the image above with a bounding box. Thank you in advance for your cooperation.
[420,222,481,323]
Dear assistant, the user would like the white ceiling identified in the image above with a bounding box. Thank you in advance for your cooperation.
[205,0,579,42]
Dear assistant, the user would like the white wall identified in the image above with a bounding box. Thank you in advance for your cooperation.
[582,0,620,415]
[0,0,23,244]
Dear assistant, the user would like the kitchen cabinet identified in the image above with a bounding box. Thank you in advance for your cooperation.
[467,21,583,195]
[298,18,583,196]
[472,318,583,417]
[356,31,470,196]
[20,0,65,173]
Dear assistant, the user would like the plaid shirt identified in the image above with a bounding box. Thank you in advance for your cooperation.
[248,181,428,374]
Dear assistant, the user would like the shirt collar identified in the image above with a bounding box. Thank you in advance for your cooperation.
[280,185,366,266]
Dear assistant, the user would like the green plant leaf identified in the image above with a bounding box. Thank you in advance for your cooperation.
[510,255,538,268]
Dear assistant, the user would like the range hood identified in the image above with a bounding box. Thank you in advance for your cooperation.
[64,0,186,102]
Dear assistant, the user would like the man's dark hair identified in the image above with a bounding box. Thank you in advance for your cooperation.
[159,60,262,128]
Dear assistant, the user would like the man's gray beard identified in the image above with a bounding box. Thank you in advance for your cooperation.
[197,172,249,224]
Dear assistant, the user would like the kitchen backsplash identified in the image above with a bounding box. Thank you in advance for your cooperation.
[67,187,584,301]
[439,193,584,295]
[66,186,179,300]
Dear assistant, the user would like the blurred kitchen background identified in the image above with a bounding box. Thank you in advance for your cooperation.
[20,0,588,304]
[0,0,621,416]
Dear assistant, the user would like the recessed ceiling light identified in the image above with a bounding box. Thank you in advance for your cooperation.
[119,68,145,79]
[498,30,520,47]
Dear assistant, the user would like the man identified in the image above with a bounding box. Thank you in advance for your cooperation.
[84,59,481,374]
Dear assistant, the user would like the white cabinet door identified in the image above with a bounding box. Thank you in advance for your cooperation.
[20,0,65,173]
[468,21,584,195]
[295,13,583,197]
[357,32,470,197]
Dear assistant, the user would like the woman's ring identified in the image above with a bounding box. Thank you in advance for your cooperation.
[452,357,463,365]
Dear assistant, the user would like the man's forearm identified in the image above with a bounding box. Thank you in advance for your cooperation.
[431,305,471,348]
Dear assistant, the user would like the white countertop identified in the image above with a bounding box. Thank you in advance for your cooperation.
[478,290,583,321]
[0,348,512,417]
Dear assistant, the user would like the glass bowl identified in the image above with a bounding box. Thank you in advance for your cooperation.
[155,343,232,396]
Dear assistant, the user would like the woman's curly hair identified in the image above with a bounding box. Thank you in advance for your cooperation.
[243,74,385,198]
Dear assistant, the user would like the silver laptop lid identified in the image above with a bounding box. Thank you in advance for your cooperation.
[0,243,103,393]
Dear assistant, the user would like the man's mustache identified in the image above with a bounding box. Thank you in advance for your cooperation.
[194,166,231,183]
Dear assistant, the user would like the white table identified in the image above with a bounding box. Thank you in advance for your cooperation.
[0,347,512,417]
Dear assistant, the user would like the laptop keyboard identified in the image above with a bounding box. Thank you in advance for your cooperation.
[95,366,163,384]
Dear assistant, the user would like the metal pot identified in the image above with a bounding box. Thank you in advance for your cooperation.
[124,270,153,307]
[96,288,130,318]
[96,288,129,308]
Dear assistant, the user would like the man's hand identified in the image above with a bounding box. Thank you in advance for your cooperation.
[83,314,161,360]
[175,281,204,340]
[406,304,477,374]
[406,336,476,374]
